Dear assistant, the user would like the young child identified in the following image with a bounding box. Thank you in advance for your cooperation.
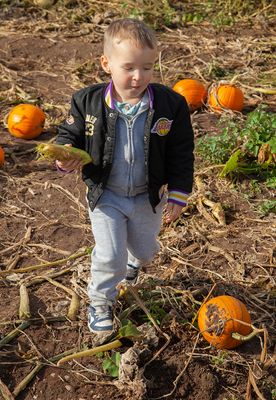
[56,18,194,334]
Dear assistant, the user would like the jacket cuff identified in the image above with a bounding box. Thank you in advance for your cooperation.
[168,189,190,207]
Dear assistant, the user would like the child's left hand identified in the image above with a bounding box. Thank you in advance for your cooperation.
[164,202,183,223]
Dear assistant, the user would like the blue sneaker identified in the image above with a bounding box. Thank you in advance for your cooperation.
[88,304,113,333]
[124,263,140,285]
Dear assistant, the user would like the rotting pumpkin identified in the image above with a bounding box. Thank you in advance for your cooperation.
[208,83,244,112]
[173,79,207,111]
[7,104,45,140]
[0,146,4,166]
[198,295,252,349]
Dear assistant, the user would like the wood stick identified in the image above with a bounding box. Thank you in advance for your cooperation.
[19,284,31,320]
[12,348,78,398]
[38,276,80,320]
[0,316,67,327]
[0,248,91,276]
[0,378,15,400]
[0,321,31,348]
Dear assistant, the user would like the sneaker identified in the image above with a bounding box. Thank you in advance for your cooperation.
[88,304,113,333]
[124,263,140,285]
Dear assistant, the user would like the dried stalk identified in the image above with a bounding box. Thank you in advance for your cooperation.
[0,316,67,327]
[240,83,276,94]
[19,284,31,320]
[0,248,91,276]
[12,348,78,398]
[127,286,171,368]
[248,369,266,400]
[246,374,252,400]
[0,378,15,400]
[0,321,31,349]
[25,265,75,287]
[38,275,80,320]
[56,340,123,366]
[0,226,32,258]
[0,317,67,348]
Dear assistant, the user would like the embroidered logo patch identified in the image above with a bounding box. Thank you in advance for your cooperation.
[151,118,173,136]
[85,114,97,136]
[66,115,75,125]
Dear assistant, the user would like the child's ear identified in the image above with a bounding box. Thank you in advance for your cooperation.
[101,55,111,74]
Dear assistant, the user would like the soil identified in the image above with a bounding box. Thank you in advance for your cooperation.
[0,4,275,400]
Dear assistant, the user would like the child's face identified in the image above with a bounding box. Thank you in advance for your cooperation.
[101,39,157,104]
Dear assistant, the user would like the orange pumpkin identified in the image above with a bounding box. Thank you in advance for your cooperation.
[173,79,207,111]
[198,295,252,349]
[208,84,244,112]
[7,104,45,140]
[0,146,4,166]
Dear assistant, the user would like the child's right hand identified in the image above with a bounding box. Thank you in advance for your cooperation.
[56,144,83,172]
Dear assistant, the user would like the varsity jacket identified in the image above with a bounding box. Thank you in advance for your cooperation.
[56,82,194,212]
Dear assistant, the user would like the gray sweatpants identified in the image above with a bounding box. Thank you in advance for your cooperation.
[87,189,165,306]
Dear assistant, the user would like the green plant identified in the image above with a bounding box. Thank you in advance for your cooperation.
[57,320,141,365]
[102,352,121,377]
[205,0,273,26]
[239,106,276,157]
[207,61,229,79]
[142,303,167,326]
[120,0,177,29]
[241,179,262,199]
[265,175,276,189]
[196,119,239,164]
[211,351,228,366]
[182,12,203,23]
[258,200,276,216]
[197,106,276,179]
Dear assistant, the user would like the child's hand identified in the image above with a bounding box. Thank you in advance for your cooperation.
[164,202,183,223]
[56,144,83,172]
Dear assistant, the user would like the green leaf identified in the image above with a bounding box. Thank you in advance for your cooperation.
[102,352,121,377]
[258,200,276,216]
[219,149,242,177]
[116,320,141,339]
[267,137,276,154]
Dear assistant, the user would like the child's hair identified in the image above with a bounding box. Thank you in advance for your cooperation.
[103,18,157,53]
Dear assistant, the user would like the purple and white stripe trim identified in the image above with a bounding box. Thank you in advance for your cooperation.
[168,189,190,207]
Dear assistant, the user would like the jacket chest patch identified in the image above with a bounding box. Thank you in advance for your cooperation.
[151,118,173,136]
[66,115,75,125]
[85,114,97,136]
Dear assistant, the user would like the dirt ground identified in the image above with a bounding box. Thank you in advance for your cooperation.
[0,3,275,400]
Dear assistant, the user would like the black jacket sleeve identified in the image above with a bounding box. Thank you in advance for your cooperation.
[166,97,194,193]
[56,93,86,149]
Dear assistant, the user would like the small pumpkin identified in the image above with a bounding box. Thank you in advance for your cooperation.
[7,104,45,140]
[173,79,207,111]
[198,295,252,349]
[0,146,5,166]
[208,83,244,112]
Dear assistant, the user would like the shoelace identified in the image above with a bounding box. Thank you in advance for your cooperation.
[93,306,112,319]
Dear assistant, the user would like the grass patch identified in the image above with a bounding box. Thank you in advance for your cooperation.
[197,105,276,183]
[1,0,274,29]
[258,199,276,216]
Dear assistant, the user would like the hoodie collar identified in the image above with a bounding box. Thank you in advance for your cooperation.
[104,80,154,110]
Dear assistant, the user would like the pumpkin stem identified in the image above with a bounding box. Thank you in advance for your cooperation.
[231,324,264,342]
